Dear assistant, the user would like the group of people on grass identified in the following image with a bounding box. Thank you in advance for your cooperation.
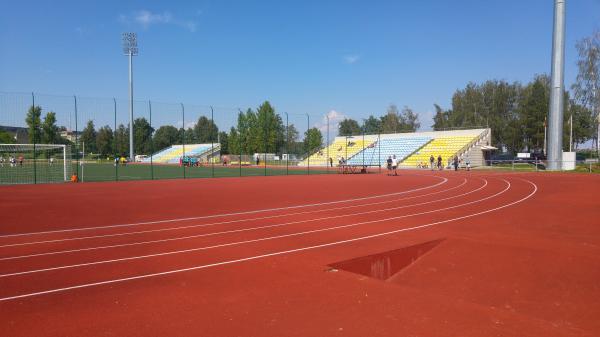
[0,155,24,168]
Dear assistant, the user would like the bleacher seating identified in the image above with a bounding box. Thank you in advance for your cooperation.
[400,136,478,167]
[143,144,213,164]
[299,139,372,166]
[347,137,431,166]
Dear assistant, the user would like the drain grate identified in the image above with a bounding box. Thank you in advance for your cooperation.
[328,238,444,281]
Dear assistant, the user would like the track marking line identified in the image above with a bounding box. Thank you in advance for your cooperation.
[0,179,480,260]
[0,178,536,302]
[0,175,448,239]
[0,178,503,277]
[0,178,466,248]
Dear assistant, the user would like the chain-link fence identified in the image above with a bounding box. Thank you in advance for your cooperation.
[0,92,336,184]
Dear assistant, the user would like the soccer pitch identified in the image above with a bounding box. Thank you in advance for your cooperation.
[0,162,333,184]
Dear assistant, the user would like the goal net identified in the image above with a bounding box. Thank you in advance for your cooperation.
[0,144,72,184]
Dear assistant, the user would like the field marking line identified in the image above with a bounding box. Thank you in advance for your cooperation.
[0,178,468,249]
[0,178,536,302]
[0,179,478,260]
[0,175,448,239]
[0,178,502,277]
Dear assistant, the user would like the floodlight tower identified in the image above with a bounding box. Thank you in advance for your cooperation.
[122,32,138,161]
[547,0,565,170]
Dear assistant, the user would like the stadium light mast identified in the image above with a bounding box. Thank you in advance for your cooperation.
[547,0,566,170]
[122,32,138,161]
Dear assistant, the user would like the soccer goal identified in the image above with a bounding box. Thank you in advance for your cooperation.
[0,144,72,184]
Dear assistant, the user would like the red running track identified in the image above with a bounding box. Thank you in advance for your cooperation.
[0,171,599,337]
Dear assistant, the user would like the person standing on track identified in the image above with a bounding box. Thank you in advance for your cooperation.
[391,155,398,176]
[437,155,442,170]
[386,156,392,175]
[429,155,435,171]
[453,156,459,171]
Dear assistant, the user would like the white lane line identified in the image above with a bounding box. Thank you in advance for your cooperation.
[0,178,503,278]
[0,179,481,260]
[0,178,537,302]
[0,178,465,249]
[0,175,448,239]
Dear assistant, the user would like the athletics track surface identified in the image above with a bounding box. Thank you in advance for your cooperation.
[0,171,599,337]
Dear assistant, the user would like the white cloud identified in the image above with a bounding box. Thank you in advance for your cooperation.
[134,10,173,28]
[316,110,348,139]
[343,55,360,64]
[120,10,198,32]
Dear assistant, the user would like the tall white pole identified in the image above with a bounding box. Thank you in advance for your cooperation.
[129,51,134,161]
[544,119,547,155]
[569,113,573,152]
[547,0,566,170]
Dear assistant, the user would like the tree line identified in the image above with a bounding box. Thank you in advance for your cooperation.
[337,105,421,136]
[431,75,594,154]
[22,100,325,158]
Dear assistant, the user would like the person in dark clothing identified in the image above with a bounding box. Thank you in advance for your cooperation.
[453,156,459,171]
[437,155,442,170]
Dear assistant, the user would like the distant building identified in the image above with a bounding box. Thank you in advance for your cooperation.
[59,130,78,143]
[0,125,28,143]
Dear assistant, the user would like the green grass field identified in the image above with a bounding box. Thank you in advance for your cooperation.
[0,161,333,184]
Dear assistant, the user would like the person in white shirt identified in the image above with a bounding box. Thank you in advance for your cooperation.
[391,155,398,176]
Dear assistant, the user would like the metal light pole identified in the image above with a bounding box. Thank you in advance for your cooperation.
[547,0,566,170]
[122,32,138,161]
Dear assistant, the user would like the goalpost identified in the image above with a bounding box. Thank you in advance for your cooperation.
[0,144,72,184]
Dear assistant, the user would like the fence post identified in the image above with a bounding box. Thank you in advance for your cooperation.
[285,112,289,175]
[326,114,329,174]
[362,130,365,167]
[149,100,154,180]
[307,113,310,175]
[32,92,37,184]
[181,103,186,179]
[264,112,268,177]
[378,133,381,173]
[238,109,243,177]
[211,106,215,178]
[114,98,118,181]
[74,95,79,180]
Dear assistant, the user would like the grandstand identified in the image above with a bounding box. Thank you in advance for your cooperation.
[298,138,373,166]
[347,136,431,166]
[303,129,490,168]
[400,129,488,167]
[143,144,220,164]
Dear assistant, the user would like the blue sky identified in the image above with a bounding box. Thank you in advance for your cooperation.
[1,0,599,132]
